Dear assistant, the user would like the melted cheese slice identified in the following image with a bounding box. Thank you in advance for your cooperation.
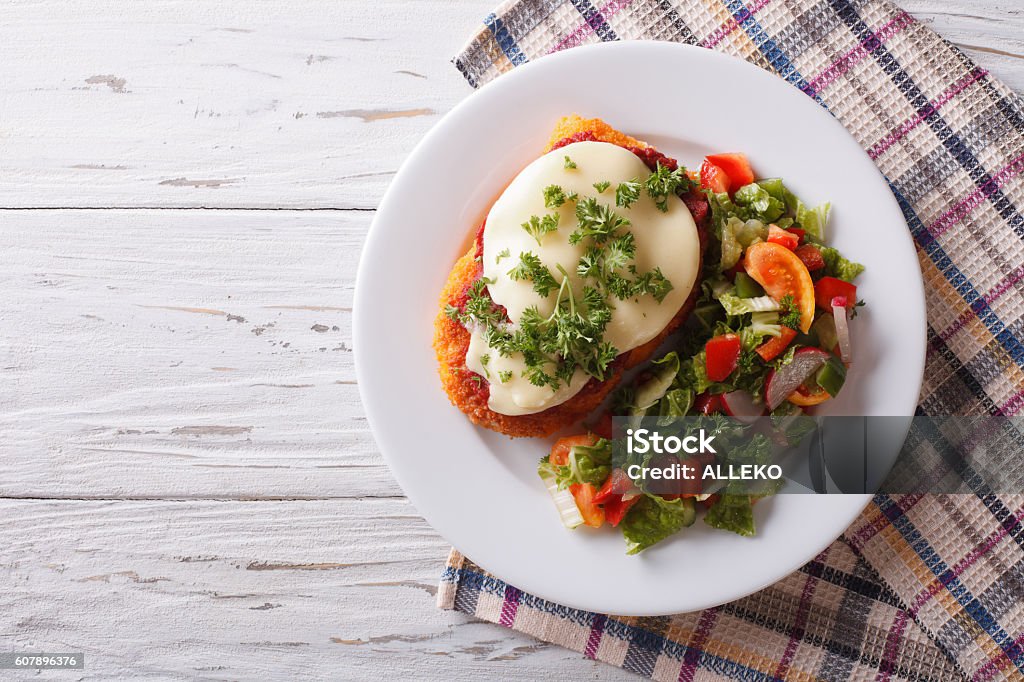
[465,141,700,416]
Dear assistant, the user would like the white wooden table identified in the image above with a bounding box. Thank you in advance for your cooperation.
[2,2,1021,679]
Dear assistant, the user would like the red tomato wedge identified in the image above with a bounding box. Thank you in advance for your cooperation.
[705,334,742,382]
[794,244,825,271]
[814,277,857,311]
[755,326,798,362]
[549,433,600,467]
[767,224,800,250]
[706,153,755,193]
[700,160,730,194]
[787,227,806,243]
[569,483,605,528]
[743,242,816,333]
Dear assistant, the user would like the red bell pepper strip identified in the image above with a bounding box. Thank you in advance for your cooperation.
[593,468,635,505]
[603,494,640,527]
[569,483,605,528]
[814,277,857,311]
[705,333,742,382]
[755,326,798,362]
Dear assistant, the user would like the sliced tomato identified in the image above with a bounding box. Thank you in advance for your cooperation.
[569,483,605,528]
[705,334,742,382]
[787,383,831,407]
[794,244,825,271]
[767,224,800,250]
[755,326,798,362]
[593,468,635,504]
[700,160,730,194]
[706,153,755,193]
[787,227,806,243]
[743,242,816,333]
[549,433,599,467]
[814,277,857,311]
[695,393,724,415]
[603,494,640,527]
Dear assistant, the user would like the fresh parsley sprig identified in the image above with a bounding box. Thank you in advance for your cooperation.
[644,163,693,212]
[615,180,642,208]
[570,197,631,245]
[508,251,559,298]
[778,294,802,329]
[521,212,560,246]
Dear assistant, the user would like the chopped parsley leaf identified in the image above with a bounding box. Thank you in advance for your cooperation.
[570,197,631,245]
[564,155,577,169]
[544,184,567,208]
[521,212,560,246]
[508,251,559,297]
[644,162,692,212]
[593,180,611,194]
[778,294,802,328]
[615,180,642,208]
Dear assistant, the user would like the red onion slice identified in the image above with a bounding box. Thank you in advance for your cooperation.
[765,347,830,410]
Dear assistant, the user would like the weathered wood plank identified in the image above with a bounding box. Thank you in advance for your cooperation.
[0,0,486,209]
[1,1,1020,210]
[0,499,634,680]
[1,209,395,500]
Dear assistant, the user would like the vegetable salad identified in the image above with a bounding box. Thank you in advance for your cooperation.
[537,152,865,554]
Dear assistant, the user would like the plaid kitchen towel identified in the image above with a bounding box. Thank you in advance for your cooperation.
[438,1,1024,680]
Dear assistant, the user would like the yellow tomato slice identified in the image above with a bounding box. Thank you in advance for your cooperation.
[743,242,816,333]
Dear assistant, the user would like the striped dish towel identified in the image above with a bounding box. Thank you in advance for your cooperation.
[436,1,1024,680]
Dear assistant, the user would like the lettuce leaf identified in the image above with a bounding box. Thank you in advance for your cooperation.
[631,352,680,414]
[718,293,780,316]
[719,216,768,271]
[536,439,612,490]
[657,388,694,425]
[621,495,696,554]
[819,246,865,282]
[739,312,782,350]
[734,182,786,223]
[704,494,756,537]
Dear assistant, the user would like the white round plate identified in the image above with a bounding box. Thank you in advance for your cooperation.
[355,42,926,615]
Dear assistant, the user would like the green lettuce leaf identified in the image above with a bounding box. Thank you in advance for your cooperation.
[734,182,786,223]
[718,293,780,316]
[567,440,612,487]
[631,352,681,414]
[704,494,756,537]
[621,495,696,554]
[536,439,612,490]
[719,217,768,271]
[657,388,694,424]
[795,199,831,241]
[819,246,865,282]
